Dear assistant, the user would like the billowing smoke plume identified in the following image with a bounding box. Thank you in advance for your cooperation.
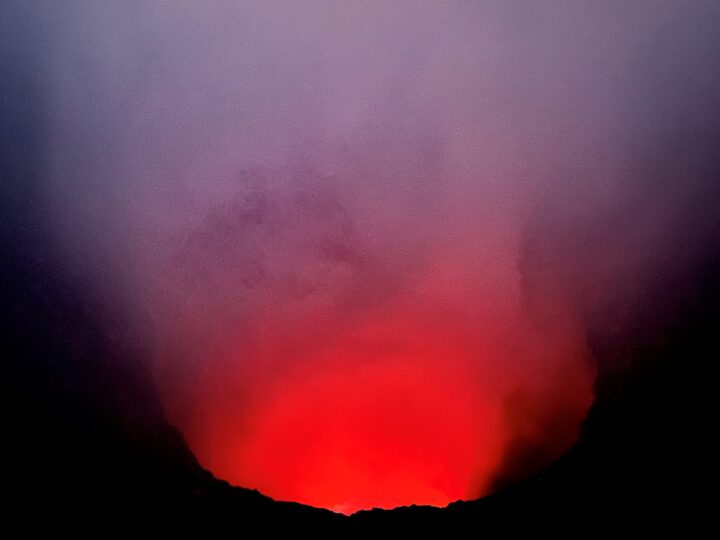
[24,1,720,512]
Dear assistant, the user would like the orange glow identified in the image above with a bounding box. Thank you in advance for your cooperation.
[212,359,499,514]
[172,302,594,513]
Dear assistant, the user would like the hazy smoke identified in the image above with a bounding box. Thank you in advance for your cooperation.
[17,1,720,511]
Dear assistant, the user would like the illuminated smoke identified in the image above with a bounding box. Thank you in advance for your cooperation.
[33,1,720,512]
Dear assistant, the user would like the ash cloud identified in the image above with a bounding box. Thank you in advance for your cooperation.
[8,1,720,508]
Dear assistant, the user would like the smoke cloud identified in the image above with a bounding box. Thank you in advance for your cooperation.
[18,1,720,512]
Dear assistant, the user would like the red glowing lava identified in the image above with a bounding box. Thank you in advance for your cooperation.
[210,359,499,514]
[168,303,594,514]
